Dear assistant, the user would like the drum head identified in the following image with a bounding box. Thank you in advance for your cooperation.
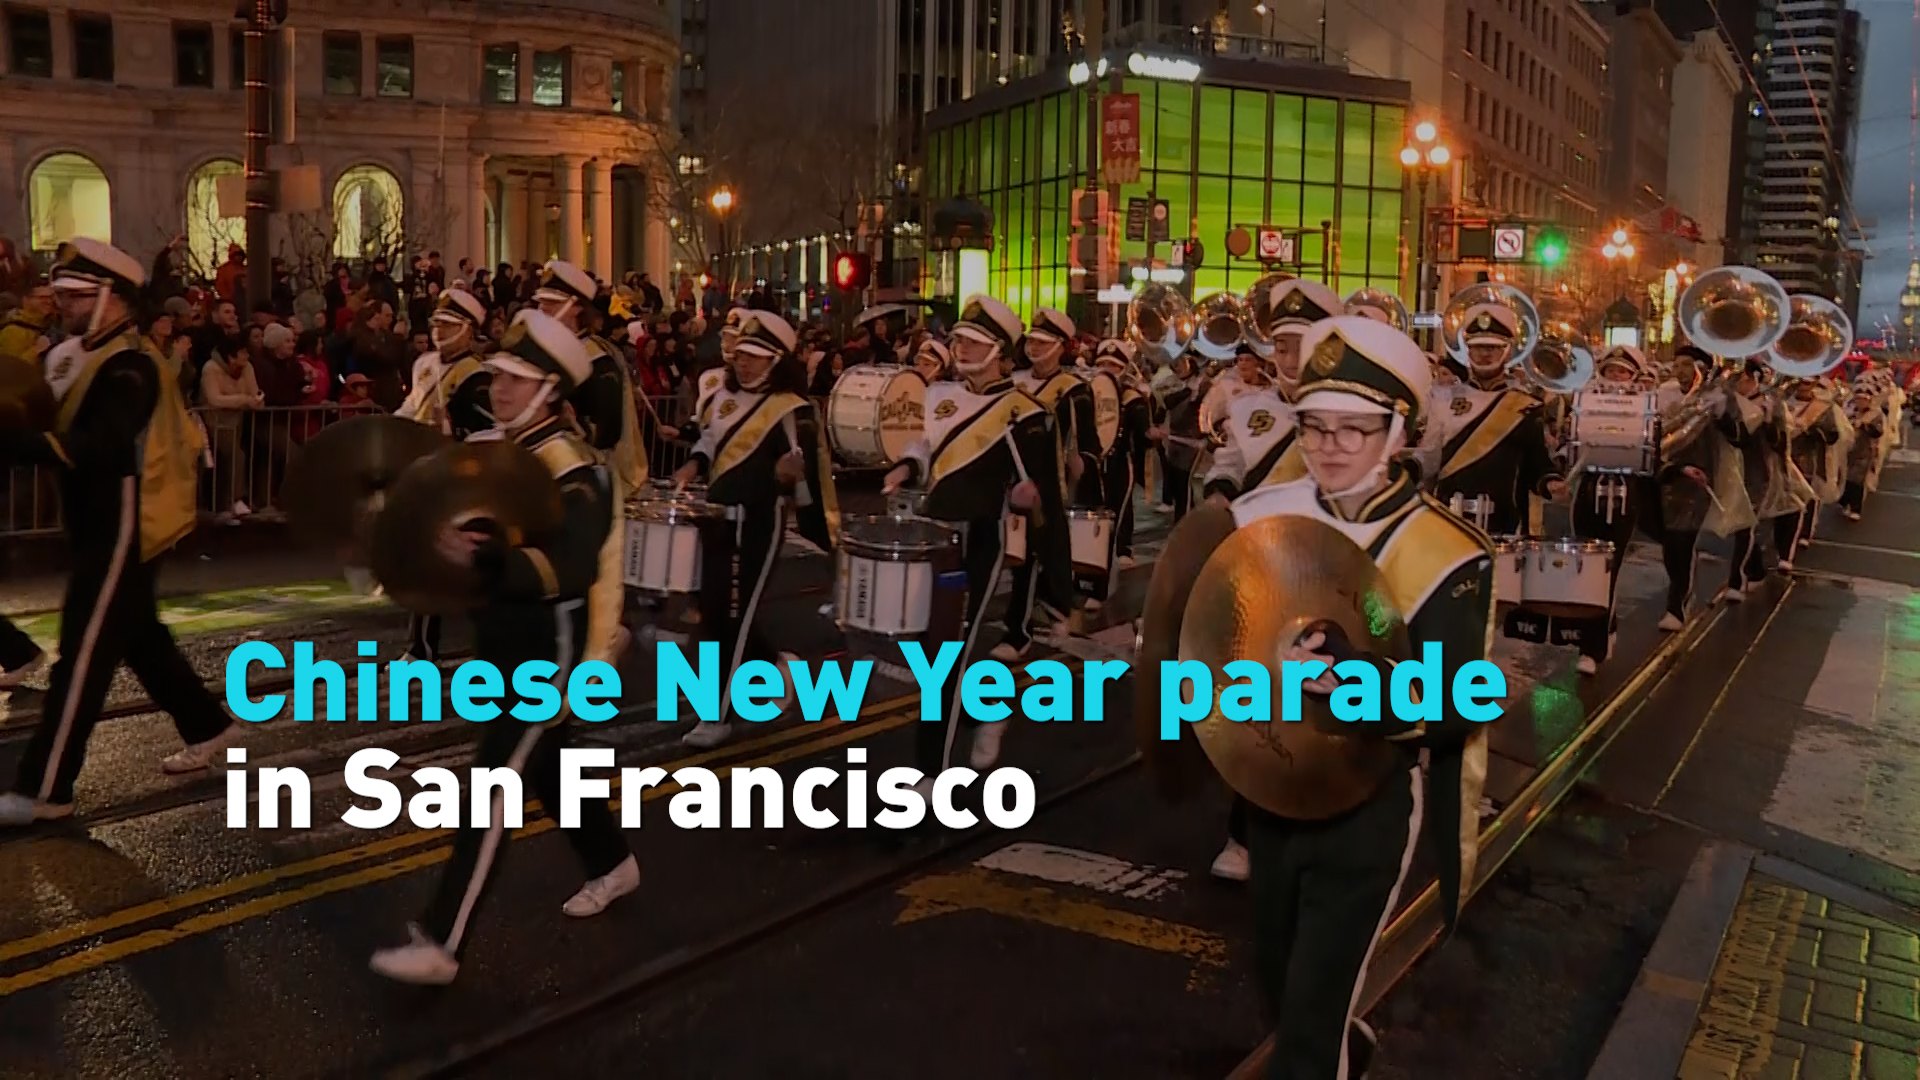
[876,369,928,462]
[841,513,956,558]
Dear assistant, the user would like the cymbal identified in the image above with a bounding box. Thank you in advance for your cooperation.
[283,415,452,559]
[1182,515,1409,820]
[1134,504,1238,803]
[370,440,565,615]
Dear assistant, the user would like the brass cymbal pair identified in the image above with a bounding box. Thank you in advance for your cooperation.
[283,415,564,615]
[1136,511,1410,821]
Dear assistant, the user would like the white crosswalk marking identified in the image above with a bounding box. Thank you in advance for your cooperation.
[975,842,1187,900]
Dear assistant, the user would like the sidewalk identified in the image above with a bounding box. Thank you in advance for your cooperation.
[1590,844,1920,1080]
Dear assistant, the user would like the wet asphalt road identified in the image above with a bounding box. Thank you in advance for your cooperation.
[8,464,1920,1079]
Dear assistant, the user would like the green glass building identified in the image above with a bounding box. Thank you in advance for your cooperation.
[922,52,1414,321]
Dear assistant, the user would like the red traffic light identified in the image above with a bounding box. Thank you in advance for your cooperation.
[833,252,872,291]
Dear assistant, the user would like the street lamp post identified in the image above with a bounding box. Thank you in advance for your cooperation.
[709,186,735,296]
[1400,122,1452,348]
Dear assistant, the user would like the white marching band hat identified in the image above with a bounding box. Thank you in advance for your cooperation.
[49,238,145,295]
[1292,315,1431,423]
[1026,306,1077,343]
[735,311,798,359]
[430,288,487,328]
[952,294,1024,351]
[533,259,596,306]
[484,309,593,390]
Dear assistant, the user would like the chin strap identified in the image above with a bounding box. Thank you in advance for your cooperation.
[1305,414,1407,501]
[496,379,558,433]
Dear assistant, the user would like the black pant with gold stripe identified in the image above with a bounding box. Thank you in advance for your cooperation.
[916,514,1007,776]
[696,501,786,727]
[1247,751,1422,1080]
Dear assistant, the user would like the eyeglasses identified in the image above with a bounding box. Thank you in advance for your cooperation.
[1298,421,1387,452]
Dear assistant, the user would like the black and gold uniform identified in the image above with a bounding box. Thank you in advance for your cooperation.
[1427,304,1562,535]
[1092,340,1152,569]
[398,287,493,662]
[1780,379,1845,568]
[369,310,635,986]
[889,295,1074,777]
[1145,315,1493,1079]
[534,259,647,670]
[999,306,1100,655]
[1562,348,1656,672]
[1149,356,1206,521]
[675,313,838,750]
[0,240,233,826]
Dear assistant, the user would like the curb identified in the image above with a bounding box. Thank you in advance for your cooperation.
[1585,840,1756,1080]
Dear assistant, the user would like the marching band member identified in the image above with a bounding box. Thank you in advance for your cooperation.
[0,240,244,826]
[369,310,636,984]
[1840,382,1884,520]
[1147,353,1207,523]
[1428,302,1566,534]
[1200,280,1341,507]
[883,295,1075,779]
[997,307,1100,660]
[1201,342,1293,505]
[533,259,645,668]
[1779,376,1848,571]
[1093,339,1152,576]
[396,288,493,663]
[672,313,837,749]
[1152,315,1494,1078]
[1648,346,1726,630]
[1721,360,1797,598]
[1563,346,1653,675]
[913,337,952,384]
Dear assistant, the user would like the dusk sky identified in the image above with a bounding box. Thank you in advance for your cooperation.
[1851,0,1914,334]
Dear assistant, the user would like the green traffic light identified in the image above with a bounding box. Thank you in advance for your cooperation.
[1539,240,1563,265]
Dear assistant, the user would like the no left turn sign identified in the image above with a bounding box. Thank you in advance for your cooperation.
[1493,226,1525,260]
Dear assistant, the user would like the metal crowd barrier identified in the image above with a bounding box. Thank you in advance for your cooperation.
[0,393,697,539]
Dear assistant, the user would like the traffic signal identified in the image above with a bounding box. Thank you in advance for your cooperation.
[1533,229,1566,266]
[832,252,871,291]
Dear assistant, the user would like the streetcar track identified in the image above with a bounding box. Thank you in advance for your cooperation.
[376,748,1147,1080]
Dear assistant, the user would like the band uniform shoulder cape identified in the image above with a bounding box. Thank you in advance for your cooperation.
[49,329,202,562]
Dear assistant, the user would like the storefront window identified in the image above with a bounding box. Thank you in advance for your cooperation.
[927,77,1408,318]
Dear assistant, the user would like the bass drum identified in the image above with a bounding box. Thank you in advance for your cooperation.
[827,364,927,467]
[1089,371,1121,455]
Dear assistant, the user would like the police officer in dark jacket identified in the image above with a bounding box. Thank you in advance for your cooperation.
[0,239,241,827]
[369,310,636,985]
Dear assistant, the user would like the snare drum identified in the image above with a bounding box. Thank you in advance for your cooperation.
[1569,390,1659,475]
[1518,539,1613,615]
[1493,536,1527,605]
[1068,508,1115,577]
[836,514,961,637]
[827,364,927,467]
[625,486,721,593]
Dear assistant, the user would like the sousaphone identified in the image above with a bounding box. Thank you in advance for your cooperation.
[1126,283,1195,368]
[1677,266,1791,359]
[1136,511,1408,819]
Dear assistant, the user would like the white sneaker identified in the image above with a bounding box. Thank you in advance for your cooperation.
[0,651,46,688]
[1154,503,1174,514]
[0,792,74,827]
[231,500,252,517]
[369,925,459,986]
[680,721,733,749]
[1658,612,1684,632]
[988,641,1028,663]
[1211,839,1250,881]
[1117,555,1137,570]
[562,855,639,918]
[161,724,246,774]
[969,723,1007,769]
[1845,509,1862,521]
[1083,598,1104,615]
[1576,654,1598,676]
[1716,587,1746,605]
[1777,559,1793,573]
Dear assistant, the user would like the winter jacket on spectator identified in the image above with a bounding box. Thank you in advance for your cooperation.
[201,356,263,420]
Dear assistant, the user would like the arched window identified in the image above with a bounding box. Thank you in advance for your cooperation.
[28,152,111,253]
[332,164,404,262]
[186,159,245,277]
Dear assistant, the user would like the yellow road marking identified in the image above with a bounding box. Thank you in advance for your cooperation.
[893,867,1228,989]
[1678,877,1806,1078]
[0,691,919,967]
[0,707,924,997]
